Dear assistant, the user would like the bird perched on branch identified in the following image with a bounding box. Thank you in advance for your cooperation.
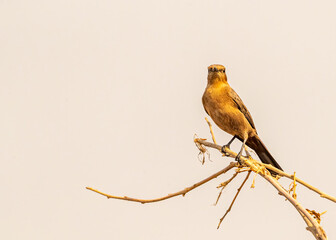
[202,64,283,174]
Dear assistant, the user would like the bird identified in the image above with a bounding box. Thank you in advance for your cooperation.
[202,64,283,174]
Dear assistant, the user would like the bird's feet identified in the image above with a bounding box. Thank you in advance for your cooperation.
[235,152,243,165]
[235,151,252,165]
[221,144,231,156]
[221,136,237,156]
[244,148,252,159]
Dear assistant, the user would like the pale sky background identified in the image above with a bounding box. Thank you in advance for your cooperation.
[1,1,336,239]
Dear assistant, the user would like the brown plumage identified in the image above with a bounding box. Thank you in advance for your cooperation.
[202,64,283,173]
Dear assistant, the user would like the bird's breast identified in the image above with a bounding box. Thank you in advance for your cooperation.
[202,85,251,138]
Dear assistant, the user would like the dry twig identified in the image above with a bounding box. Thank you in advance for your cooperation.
[215,171,239,205]
[194,135,209,164]
[288,171,297,199]
[261,164,336,203]
[86,162,236,204]
[205,117,217,144]
[217,171,251,229]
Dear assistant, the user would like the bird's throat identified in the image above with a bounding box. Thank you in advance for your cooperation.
[207,75,227,85]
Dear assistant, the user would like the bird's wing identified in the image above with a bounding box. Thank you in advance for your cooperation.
[229,88,256,130]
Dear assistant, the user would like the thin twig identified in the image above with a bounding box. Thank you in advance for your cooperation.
[205,117,217,144]
[251,171,258,188]
[261,164,336,203]
[288,172,297,199]
[217,171,251,229]
[86,162,237,204]
[215,171,239,205]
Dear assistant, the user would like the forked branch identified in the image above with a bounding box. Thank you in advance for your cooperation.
[196,138,336,203]
[87,121,334,240]
[194,138,328,240]
[217,171,251,229]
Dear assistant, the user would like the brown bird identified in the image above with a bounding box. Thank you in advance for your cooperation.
[202,64,283,173]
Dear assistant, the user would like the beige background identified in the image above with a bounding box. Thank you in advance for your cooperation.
[1,1,336,239]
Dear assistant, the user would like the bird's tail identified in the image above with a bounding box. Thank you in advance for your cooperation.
[246,136,283,174]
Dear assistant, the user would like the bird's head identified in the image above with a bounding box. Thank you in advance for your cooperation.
[207,64,227,83]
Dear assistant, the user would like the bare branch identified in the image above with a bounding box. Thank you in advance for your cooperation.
[263,172,326,240]
[86,162,237,204]
[196,138,336,203]
[86,122,333,240]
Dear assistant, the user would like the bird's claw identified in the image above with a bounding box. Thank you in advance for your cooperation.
[235,154,243,165]
[221,145,230,156]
